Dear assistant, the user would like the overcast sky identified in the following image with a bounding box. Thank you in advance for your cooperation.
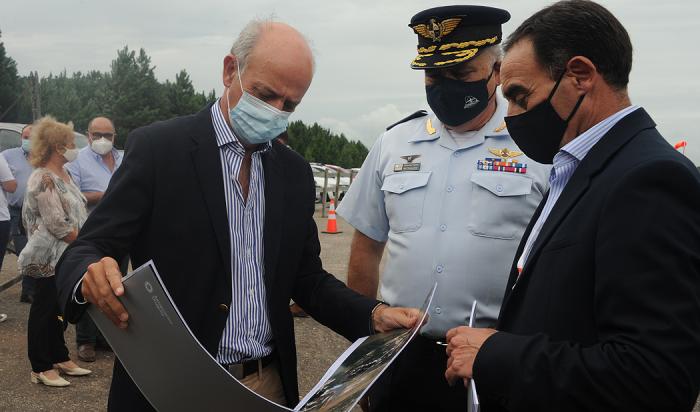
[3,0,699,163]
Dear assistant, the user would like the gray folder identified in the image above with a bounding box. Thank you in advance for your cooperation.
[88,261,290,411]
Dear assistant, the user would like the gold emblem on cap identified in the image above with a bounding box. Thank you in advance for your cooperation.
[489,148,523,159]
[493,121,507,133]
[426,118,436,135]
[413,18,461,42]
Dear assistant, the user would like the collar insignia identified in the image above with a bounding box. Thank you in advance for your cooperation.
[493,121,507,133]
[426,118,436,135]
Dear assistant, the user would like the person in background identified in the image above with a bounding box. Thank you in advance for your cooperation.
[19,116,91,387]
[0,143,17,272]
[337,6,549,411]
[2,124,35,303]
[65,116,123,362]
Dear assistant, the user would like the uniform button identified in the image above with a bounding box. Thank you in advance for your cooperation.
[496,184,504,193]
[440,224,447,232]
[435,307,442,314]
[446,186,454,193]
[453,152,461,157]
[399,184,405,190]
[436,265,444,273]
[218,304,229,312]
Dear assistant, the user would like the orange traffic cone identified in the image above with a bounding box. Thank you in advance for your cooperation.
[322,199,343,234]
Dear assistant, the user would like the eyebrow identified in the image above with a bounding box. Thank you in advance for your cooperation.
[251,82,301,108]
[502,83,530,102]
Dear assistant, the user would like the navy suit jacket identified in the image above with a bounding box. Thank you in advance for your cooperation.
[56,104,378,411]
[474,109,700,411]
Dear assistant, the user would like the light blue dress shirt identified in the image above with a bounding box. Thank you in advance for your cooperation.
[1,147,33,208]
[65,147,123,213]
[517,105,641,272]
[338,93,550,336]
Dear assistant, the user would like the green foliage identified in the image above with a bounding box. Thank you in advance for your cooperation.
[5,45,215,148]
[0,30,20,121]
[0,38,368,166]
[287,120,369,168]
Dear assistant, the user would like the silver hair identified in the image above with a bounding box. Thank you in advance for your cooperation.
[230,18,270,73]
[484,45,503,65]
[229,17,315,74]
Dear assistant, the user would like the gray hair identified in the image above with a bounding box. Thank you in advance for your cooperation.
[483,45,503,65]
[229,17,315,74]
[230,18,270,73]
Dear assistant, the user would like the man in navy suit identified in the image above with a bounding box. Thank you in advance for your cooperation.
[56,19,418,411]
[444,1,700,411]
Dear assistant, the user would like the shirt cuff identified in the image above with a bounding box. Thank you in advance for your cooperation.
[72,273,88,305]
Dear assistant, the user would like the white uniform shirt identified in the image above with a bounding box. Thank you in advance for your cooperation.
[338,93,550,336]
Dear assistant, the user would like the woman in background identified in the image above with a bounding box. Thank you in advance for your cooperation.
[19,116,91,387]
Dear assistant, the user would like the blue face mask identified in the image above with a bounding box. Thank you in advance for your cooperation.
[21,139,31,153]
[227,62,291,145]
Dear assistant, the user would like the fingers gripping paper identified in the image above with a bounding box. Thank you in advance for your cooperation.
[88,261,437,412]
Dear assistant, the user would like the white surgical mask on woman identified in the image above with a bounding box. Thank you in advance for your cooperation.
[62,147,79,162]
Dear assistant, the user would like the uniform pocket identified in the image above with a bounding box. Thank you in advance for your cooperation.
[468,171,533,239]
[381,171,431,233]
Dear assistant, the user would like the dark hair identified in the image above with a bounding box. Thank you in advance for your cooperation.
[503,0,632,90]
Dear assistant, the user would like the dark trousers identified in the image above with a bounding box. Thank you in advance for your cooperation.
[10,207,33,297]
[27,276,70,372]
[368,335,468,412]
[76,255,129,345]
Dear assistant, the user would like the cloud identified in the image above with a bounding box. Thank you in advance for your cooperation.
[317,104,413,147]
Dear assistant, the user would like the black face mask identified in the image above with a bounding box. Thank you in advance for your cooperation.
[425,68,496,127]
[504,73,585,164]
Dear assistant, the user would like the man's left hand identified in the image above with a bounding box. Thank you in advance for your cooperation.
[372,305,420,333]
[445,326,498,386]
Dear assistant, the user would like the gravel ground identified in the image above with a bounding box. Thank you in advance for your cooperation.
[1,210,698,411]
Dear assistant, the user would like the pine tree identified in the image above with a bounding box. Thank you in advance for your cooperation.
[0,30,20,121]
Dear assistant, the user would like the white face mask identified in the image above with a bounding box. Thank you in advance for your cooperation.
[91,137,113,155]
[62,147,79,162]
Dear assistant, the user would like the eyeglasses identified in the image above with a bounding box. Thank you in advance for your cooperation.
[90,132,115,139]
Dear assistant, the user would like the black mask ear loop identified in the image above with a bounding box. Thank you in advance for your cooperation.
[485,65,498,101]
[548,70,586,122]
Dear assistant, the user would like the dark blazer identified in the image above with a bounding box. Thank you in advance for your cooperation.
[55,104,378,411]
[473,109,700,411]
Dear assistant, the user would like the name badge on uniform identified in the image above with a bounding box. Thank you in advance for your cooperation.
[477,148,527,174]
[394,154,422,172]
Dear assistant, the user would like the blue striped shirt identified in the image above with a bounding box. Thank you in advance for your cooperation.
[211,101,274,364]
[517,105,640,272]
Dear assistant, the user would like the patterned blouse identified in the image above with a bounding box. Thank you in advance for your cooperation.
[18,168,87,278]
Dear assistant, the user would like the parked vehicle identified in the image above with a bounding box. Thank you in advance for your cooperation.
[0,122,89,151]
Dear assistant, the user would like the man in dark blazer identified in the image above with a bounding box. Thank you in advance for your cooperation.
[444,1,700,411]
[55,20,418,411]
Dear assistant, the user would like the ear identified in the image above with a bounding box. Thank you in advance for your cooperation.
[566,56,596,94]
[222,54,238,88]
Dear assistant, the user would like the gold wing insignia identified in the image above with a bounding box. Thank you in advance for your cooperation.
[489,148,524,159]
[413,24,432,39]
[440,18,461,37]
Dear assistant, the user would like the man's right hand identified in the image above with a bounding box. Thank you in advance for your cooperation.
[80,256,129,329]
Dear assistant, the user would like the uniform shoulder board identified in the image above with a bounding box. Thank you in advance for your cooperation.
[386,110,428,131]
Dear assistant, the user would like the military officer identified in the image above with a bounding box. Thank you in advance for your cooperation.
[336,6,550,411]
